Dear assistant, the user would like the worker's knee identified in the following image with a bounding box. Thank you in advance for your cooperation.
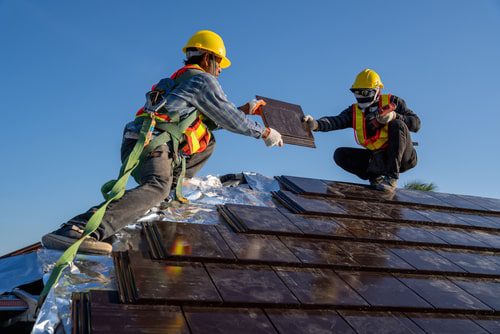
[401,149,418,172]
[140,172,172,195]
[389,119,408,132]
[333,147,349,166]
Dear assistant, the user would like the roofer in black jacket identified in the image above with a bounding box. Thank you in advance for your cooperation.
[303,69,420,192]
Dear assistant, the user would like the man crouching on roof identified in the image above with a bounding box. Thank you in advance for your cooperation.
[303,69,420,192]
[42,30,284,255]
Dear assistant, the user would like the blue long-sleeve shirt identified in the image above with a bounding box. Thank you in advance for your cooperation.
[126,72,265,139]
[165,72,264,138]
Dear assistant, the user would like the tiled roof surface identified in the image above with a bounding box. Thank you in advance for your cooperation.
[73,175,500,333]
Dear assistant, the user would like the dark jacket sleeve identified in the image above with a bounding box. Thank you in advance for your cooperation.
[315,106,353,132]
[391,95,420,133]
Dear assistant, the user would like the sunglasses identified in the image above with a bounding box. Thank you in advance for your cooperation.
[350,88,377,97]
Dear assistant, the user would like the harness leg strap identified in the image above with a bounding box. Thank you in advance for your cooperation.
[175,156,189,204]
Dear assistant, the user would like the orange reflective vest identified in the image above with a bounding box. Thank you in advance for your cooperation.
[352,94,392,151]
[181,114,211,155]
[135,64,211,155]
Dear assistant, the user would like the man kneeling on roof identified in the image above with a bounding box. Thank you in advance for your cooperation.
[42,30,284,255]
[303,69,420,192]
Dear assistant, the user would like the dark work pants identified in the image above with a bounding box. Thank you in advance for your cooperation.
[333,119,417,180]
[67,137,216,240]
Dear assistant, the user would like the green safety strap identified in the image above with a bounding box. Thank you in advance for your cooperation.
[171,112,199,203]
[136,122,189,203]
[38,71,205,307]
[38,115,155,306]
[175,156,187,203]
[148,112,199,204]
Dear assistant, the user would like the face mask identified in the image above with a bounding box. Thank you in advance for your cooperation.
[351,88,379,109]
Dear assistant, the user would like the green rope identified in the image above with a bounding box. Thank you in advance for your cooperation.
[37,108,198,306]
[38,116,154,305]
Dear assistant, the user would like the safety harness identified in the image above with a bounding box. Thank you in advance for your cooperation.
[38,65,212,305]
[134,64,212,201]
[353,94,392,150]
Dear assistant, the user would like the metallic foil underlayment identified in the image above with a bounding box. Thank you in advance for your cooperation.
[33,249,115,334]
[33,173,278,333]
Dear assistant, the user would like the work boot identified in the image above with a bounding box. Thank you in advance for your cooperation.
[369,175,384,188]
[41,224,112,255]
[375,176,398,192]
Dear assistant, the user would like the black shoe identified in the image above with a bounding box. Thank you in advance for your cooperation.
[41,225,112,255]
[375,176,398,192]
[369,175,384,188]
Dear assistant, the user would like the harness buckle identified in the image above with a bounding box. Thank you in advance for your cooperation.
[144,90,166,113]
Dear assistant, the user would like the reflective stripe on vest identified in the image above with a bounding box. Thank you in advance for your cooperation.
[182,115,212,155]
[170,65,212,155]
[135,64,212,155]
[352,94,391,151]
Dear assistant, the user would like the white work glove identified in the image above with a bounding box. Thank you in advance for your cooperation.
[262,127,284,147]
[302,115,318,131]
[376,111,396,124]
[248,99,267,115]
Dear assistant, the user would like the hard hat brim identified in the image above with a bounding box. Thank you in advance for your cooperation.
[220,56,231,69]
[351,83,384,89]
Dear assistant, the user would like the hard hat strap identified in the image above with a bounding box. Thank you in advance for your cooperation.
[208,53,218,77]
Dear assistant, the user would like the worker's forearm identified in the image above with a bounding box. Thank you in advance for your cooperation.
[194,75,265,138]
[316,110,352,132]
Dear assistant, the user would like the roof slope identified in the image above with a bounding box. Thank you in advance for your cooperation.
[68,175,500,333]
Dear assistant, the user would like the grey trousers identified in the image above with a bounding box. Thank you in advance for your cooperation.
[67,137,216,240]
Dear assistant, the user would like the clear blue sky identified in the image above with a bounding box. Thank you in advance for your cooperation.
[1,0,499,255]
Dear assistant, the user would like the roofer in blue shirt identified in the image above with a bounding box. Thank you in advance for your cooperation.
[303,69,420,192]
[42,30,284,255]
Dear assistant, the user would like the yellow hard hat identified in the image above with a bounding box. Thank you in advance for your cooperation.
[182,30,231,69]
[351,68,384,89]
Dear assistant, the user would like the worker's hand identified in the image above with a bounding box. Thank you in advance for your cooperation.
[379,102,397,116]
[367,118,382,133]
[376,111,396,124]
[248,99,266,115]
[302,115,318,131]
[238,99,267,115]
[262,128,284,147]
